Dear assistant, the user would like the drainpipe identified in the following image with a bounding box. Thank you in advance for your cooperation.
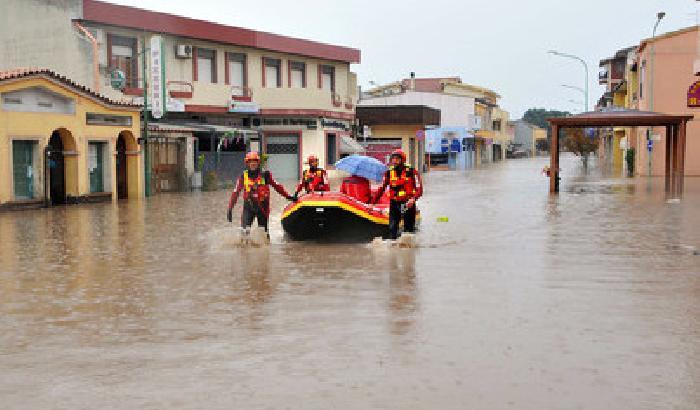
[73,22,100,93]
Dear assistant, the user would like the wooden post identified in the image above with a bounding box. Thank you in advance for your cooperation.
[678,120,687,197]
[665,125,672,194]
[550,124,559,193]
[670,124,678,198]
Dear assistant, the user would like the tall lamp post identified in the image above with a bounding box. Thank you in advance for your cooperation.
[648,11,666,177]
[561,84,586,111]
[549,50,589,112]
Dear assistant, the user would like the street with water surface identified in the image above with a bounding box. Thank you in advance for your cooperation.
[1,155,699,410]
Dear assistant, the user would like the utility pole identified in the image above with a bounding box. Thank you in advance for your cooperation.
[648,11,666,177]
[142,36,152,197]
[549,50,589,112]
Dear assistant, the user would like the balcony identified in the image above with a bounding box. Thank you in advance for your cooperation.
[167,81,193,99]
[331,92,342,108]
[230,86,253,102]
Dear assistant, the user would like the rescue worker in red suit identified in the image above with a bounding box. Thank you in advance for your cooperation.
[295,154,330,197]
[372,149,423,240]
[227,152,294,232]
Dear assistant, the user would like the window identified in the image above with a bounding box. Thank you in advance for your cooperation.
[108,34,138,88]
[320,65,335,91]
[289,61,306,88]
[492,120,502,131]
[226,52,246,93]
[326,133,337,166]
[196,48,217,83]
[264,58,281,88]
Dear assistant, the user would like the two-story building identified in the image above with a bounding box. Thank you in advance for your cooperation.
[596,26,699,177]
[1,0,361,184]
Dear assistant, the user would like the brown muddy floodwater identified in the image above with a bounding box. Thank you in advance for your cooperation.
[1,154,699,410]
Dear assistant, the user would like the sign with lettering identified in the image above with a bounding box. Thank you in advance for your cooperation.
[229,100,260,113]
[149,35,166,119]
[687,80,700,108]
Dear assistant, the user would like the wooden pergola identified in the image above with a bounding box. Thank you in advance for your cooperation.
[547,110,693,197]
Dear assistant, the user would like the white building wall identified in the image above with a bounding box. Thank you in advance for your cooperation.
[359,91,475,127]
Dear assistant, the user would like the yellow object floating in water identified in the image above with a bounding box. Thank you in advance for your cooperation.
[437,217,449,222]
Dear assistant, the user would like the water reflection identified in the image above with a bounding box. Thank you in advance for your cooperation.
[0,154,698,409]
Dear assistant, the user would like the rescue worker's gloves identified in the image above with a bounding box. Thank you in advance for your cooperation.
[292,193,299,202]
[227,208,233,223]
[286,195,295,202]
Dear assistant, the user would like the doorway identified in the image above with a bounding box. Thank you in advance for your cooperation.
[48,131,66,204]
[116,133,128,199]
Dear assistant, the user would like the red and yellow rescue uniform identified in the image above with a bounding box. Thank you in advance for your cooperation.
[228,169,292,231]
[373,164,423,239]
[295,167,330,195]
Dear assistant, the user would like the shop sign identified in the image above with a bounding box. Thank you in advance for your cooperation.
[229,100,260,113]
[687,80,700,108]
[321,119,350,131]
[149,35,166,119]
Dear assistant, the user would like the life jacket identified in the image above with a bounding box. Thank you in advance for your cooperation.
[302,168,329,192]
[243,170,270,202]
[388,166,415,202]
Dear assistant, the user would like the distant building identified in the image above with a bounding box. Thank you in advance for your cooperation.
[355,105,440,171]
[511,120,545,157]
[360,76,509,169]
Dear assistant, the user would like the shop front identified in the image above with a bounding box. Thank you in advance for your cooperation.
[0,69,142,209]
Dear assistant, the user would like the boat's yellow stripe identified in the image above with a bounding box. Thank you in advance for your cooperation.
[282,200,389,225]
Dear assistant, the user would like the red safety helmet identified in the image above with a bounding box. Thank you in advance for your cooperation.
[307,154,319,164]
[390,149,407,163]
[244,151,261,163]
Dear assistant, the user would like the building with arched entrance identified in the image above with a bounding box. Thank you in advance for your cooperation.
[0,69,142,209]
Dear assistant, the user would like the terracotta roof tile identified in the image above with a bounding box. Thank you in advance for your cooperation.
[0,68,141,108]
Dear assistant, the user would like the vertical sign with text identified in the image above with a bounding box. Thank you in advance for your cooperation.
[149,35,166,119]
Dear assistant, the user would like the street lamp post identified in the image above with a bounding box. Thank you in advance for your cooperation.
[549,50,589,112]
[648,11,666,177]
[561,84,586,111]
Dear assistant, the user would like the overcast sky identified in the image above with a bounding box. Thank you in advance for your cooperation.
[107,0,699,118]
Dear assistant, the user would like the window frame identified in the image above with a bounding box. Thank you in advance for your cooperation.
[107,34,139,88]
[225,52,247,87]
[318,64,336,92]
[194,47,217,83]
[262,57,282,88]
[288,61,306,88]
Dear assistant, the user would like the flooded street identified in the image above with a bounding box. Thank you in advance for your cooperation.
[1,155,699,410]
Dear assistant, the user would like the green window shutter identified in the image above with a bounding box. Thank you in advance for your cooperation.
[12,141,34,199]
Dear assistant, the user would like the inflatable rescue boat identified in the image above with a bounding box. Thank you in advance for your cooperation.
[281,176,418,241]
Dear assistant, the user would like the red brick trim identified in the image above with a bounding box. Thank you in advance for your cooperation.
[260,108,354,121]
[185,104,227,113]
[169,90,193,99]
[123,87,144,96]
[261,56,266,88]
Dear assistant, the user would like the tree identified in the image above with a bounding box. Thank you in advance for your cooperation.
[522,108,572,153]
[563,128,599,169]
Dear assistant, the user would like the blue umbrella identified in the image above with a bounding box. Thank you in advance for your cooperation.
[335,155,387,182]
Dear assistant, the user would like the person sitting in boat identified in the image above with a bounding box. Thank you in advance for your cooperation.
[227,151,295,233]
[372,149,423,240]
[294,154,330,198]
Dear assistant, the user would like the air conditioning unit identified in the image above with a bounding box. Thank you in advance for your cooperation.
[175,44,192,59]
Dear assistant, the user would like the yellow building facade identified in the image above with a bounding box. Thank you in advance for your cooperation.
[0,70,142,208]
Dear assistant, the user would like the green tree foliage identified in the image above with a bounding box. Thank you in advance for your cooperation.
[563,128,599,169]
[522,108,571,132]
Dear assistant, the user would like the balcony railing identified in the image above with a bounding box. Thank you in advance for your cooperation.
[331,92,342,108]
[231,86,253,102]
[167,81,194,99]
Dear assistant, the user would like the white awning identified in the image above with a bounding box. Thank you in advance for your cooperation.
[340,135,365,153]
